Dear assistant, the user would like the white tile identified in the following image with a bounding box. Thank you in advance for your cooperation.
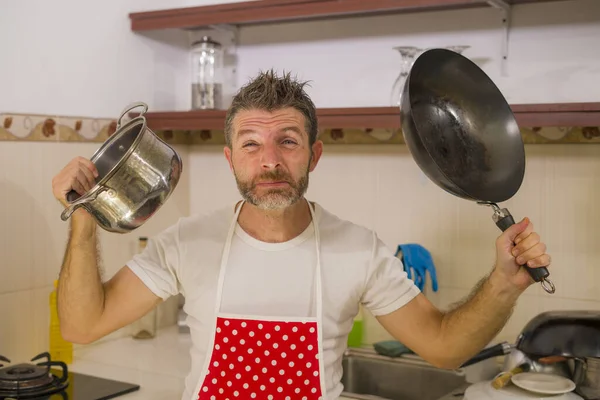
[306,145,379,230]
[0,289,37,362]
[539,296,600,313]
[0,285,72,363]
[188,146,242,215]
[0,144,37,293]
[31,285,53,356]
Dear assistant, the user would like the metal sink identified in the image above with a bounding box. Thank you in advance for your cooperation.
[340,347,468,400]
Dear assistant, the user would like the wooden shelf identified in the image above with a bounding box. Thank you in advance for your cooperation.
[136,103,600,145]
[140,107,403,130]
[129,0,566,31]
[142,103,600,130]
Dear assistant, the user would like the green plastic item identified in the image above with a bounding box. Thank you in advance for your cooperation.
[347,319,363,348]
[373,340,414,357]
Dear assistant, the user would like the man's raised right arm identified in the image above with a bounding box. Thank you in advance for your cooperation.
[53,157,162,344]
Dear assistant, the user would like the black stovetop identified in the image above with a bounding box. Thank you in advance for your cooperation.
[0,352,140,399]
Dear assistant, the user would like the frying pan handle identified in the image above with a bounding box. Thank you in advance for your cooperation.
[493,208,555,294]
[459,341,513,368]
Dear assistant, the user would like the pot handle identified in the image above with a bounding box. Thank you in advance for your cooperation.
[117,101,148,129]
[60,186,108,221]
[571,357,587,386]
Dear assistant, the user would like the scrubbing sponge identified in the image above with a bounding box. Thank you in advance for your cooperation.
[373,340,414,358]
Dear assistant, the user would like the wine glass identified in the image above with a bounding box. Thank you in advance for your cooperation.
[390,46,424,108]
[445,45,470,54]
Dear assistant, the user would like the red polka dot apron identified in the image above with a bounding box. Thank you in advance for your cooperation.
[194,200,326,400]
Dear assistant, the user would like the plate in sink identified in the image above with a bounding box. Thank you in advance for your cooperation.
[463,381,582,399]
[511,373,576,395]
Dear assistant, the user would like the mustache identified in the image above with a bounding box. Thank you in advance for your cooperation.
[254,170,293,184]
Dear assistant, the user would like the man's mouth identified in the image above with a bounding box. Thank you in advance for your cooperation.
[256,181,289,188]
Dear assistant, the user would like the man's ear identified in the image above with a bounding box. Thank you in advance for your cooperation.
[224,146,234,172]
[309,140,323,172]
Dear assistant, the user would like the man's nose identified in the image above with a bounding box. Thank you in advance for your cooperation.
[260,142,283,169]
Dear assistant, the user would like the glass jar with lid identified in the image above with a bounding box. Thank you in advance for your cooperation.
[191,36,224,110]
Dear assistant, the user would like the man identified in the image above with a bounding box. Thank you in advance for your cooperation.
[52,70,552,400]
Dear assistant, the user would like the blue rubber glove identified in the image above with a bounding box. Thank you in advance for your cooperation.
[395,243,438,292]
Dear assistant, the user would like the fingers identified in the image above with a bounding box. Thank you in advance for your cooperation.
[515,240,550,268]
[74,157,98,191]
[503,217,551,269]
[526,253,551,268]
[512,231,540,258]
[497,217,531,248]
[77,157,99,178]
[51,156,98,204]
[74,172,92,193]
[71,177,87,195]
[78,161,97,189]
[514,219,534,244]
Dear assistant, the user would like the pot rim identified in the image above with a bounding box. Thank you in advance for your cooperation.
[65,116,148,207]
[90,116,147,186]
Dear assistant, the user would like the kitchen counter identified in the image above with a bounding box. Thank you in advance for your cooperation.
[70,326,191,399]
[70,326,358,400]
[435,383,471,400]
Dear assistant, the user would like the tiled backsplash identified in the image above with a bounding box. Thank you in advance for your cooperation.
[1,133,599,363]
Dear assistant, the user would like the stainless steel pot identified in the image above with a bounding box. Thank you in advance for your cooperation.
[60,102,183,233]
[572,357,600,399]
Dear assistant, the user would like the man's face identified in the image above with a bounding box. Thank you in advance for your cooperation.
[224,107,322,210]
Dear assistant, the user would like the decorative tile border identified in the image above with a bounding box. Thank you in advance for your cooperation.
[0,112,118,143]
[148,127,600,145]
[1,112,599,145]
[315,127,600,145]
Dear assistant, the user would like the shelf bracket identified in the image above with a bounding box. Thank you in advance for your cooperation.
[207,24,239,37]
[486,0,512,76]
[206,24,240,50]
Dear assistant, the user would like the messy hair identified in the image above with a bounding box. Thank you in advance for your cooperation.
[224,69,318,148]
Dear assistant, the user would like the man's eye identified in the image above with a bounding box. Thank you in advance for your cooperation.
[282,139,297,145]
[243,142,258,148]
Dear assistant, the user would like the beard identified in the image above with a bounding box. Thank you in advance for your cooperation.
[234,165,310,210]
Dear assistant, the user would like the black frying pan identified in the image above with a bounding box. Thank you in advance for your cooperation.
[400,48,554,294]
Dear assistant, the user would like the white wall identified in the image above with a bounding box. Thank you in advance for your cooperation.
[230,0,600,107]
[0,0,188,117]
[0,0,599,365]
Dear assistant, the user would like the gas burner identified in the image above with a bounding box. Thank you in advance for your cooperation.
[0,352,68,399]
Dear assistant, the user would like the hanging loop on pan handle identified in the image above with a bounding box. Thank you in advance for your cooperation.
[479,202,556,294]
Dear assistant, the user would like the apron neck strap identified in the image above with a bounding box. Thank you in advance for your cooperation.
[215,199,322,316]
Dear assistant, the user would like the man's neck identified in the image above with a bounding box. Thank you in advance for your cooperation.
[237,198,313,243]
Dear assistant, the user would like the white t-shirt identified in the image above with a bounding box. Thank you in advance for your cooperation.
[126,201,420,400]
